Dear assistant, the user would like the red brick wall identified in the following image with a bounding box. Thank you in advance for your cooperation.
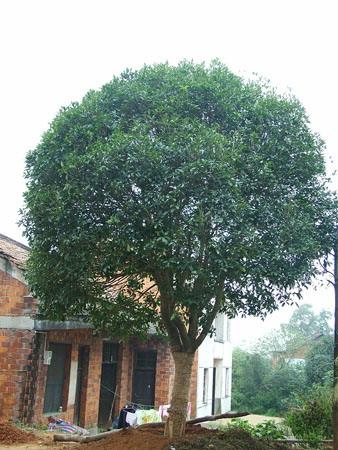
[0,269,36,422]
[0,268,198,426]
[115,337,173,413]
[0,268,37,316]
[115,337,197,418]
[31,329,103,429]
[0,329,35,421]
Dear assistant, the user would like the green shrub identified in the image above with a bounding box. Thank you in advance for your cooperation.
[175,428,290,450]
[211,419,286,440]
[285,384,332,441]
[253,421,286,440]
[229,419,285,440]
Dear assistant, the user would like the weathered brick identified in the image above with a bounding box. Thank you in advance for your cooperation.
[0,267,198,427]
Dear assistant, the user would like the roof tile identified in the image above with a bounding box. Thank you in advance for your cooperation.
[0,233,29,270]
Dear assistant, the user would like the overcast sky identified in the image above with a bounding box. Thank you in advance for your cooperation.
[1,0,337,346]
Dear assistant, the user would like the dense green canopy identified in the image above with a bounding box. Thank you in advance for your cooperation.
[22,61,336,347]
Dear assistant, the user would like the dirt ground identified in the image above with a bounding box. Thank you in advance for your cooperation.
[0,424,291,450]
[0,431,70,450]
[0,424,72,450]
[0,426,201,450]
[0,443,73,450]
[3,420,332,450]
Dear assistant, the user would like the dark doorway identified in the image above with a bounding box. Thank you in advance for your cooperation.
[132,350,157,408]
[43,343,71,413]
[74,346,89,426]
[98,343,119,428]
[211,367,216,415]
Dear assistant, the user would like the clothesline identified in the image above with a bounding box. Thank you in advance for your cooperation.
[100,384,155,409]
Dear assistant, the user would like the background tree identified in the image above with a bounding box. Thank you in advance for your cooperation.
[305,333,333,386]
[233,305,333,418]
[330,238,338,450]
[334,240,338,450]
[231,349,270,413]
[256,304,332,358]
[232,350,306,416]
[306,240,338,449]
[22,61,336,438]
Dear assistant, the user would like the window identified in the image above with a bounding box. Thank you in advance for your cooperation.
[202,368,209,403]
[226,319,231,342]
[102,342,118,364]
[134,350,157,369]
[214,314,224,343]
[43,343,71,413]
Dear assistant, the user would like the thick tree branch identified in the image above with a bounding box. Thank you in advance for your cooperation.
[136,283,157,299]
[154,271,183,350]
[318,260,335,278]
[160,297,182,350]
[172,315,192,351]
[188,308,199,341]
[175,272,187,299]
[193,276,225,350]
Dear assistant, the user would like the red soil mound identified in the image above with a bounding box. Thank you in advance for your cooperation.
[82,428,169,450]
[0,421,35,445]
[81,425,216,450]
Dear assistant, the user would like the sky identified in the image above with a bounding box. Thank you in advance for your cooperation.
[0,0,337,347]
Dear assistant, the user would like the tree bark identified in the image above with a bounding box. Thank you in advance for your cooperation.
[164,350,195,439]
[333,242,338,450]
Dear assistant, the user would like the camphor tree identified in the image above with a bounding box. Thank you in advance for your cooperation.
[255,303,332,357]
[22,62,337,438]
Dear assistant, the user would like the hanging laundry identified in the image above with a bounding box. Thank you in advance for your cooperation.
[158,403,191,421]
[136,409,161,425]
[126,411,137,426]
[117,406,136,429]
[159,404,170,421]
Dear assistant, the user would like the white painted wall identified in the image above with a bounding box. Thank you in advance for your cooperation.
[196,314,232,417]
[67,359,78,407]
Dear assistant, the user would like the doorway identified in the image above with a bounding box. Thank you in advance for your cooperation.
[74,345,89,426]
[212,359,223,415]
[132,350,157,408]
[43,343,71,413]
[98,343,119,428]
[211,367,216,415]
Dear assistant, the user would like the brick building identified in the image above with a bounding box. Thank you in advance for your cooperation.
[0,233,198,428]
[0,233,231,429]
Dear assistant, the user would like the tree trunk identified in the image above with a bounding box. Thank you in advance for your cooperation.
[164,350,195,439]
[333,243,338,450]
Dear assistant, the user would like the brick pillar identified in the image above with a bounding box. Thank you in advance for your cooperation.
[116,341,133,412]
[154,341,173,408]
[83,336,102,428]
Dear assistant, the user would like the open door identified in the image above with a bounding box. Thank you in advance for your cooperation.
[74,345,89,426]
[43,343,71,414]
[211,366,216,415]
[98,343,119,428]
